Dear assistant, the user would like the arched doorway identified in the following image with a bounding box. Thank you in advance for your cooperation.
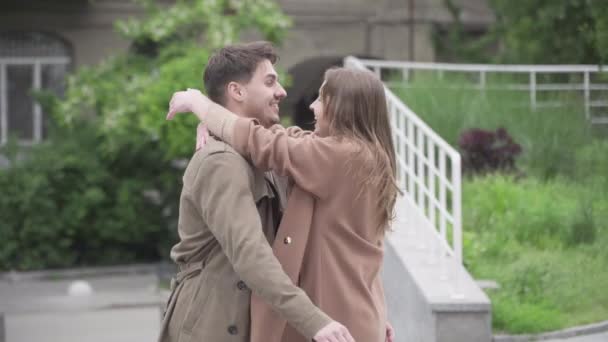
[0,31,72,145]
[282,56,344,130]
[282,55,382,130]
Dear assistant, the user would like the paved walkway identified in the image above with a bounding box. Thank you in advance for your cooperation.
[547,332,608,342]
[1,272,164,342]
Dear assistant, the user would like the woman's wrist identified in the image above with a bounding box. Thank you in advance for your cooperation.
[205,102,238,144]
[192,96,210,122]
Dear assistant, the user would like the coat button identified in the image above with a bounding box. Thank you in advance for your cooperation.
[237,280,248,290]
[227,325,238,335]
[284,236,292,244]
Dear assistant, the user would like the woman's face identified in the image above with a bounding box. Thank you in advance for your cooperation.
[310,82,330,136]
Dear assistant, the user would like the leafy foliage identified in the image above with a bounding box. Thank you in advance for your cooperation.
[436,0,608,64]
[0,0,291,270]
[0,122,178,270]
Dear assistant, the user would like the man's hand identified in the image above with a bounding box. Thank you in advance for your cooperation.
[166,88,210,122]
[385,321,395,342]
[313,321,355,342]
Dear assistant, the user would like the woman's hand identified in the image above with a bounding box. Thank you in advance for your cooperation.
[313,321,355,342]
[196,123,210,151]
[166,88,210,122]
[385,321,395,342]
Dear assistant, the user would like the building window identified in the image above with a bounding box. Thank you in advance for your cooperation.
[0,32,71,145]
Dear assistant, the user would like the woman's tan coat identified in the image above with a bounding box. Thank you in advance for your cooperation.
[221,119,388,342]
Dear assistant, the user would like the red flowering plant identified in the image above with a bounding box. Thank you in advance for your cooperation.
[458,127,522,175]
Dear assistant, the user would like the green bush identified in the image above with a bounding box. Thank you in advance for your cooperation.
[0,122,180,270]
[0,0,292,271]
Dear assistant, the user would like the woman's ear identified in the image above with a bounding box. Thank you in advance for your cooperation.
[226,81,246,103]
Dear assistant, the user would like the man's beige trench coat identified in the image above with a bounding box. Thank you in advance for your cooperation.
[157,138,331,342]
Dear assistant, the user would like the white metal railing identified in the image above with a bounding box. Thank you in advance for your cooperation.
[358,59,608,125]
[345,56,463,264]
[0,57,70,145]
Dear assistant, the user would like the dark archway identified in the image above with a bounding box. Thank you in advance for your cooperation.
[282,55,382,130]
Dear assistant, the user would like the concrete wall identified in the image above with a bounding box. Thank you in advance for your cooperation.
[0,0,494,69]
[0,1,145,67]
[381,196,492,342]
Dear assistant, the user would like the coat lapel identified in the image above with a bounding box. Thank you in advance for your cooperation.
[250,185,315,342]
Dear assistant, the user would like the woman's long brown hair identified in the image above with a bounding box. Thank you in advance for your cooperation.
[321,68,400,234]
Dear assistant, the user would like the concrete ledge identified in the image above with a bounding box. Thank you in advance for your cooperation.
[0,273,164,315]
[382,196,492,342]
[493,320,608,342]
[0,262,175,282]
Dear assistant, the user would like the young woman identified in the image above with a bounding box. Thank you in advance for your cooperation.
[167,67,399,342]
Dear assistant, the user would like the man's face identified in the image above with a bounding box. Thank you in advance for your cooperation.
[241,59,287,127]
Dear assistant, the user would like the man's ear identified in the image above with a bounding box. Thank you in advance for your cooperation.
[226,81,246,103]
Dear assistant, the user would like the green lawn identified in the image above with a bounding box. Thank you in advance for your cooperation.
[392,76,608,334]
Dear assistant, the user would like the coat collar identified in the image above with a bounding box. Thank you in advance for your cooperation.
[251,167,274,203]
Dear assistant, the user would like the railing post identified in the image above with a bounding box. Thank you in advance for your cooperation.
[452,154,462,264]
[416,128,424,209]
[398,112,406,187]
[479,71,486,93]
[428,140,436,227]
[34,61,42,143]
[0,63,6,145]
[584,71,591,121]
[407,120,415,197]
[530,71,537,110]
[439,149,447,243]
[402,68,410,83]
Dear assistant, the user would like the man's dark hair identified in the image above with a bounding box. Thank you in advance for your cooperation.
[203,41,278,105]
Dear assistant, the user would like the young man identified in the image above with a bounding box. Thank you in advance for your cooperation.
[159,42,354,342]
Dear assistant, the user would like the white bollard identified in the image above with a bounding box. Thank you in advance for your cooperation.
[68,280,94,297]
[0,312,5,342]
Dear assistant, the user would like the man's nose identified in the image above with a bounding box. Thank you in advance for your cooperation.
[275,83,287,99]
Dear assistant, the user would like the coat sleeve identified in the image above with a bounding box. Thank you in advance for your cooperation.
[268,124,315,138]
[232,119,350,199]
[189,152,331,339]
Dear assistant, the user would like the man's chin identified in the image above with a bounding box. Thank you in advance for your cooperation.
[266,114,280,126]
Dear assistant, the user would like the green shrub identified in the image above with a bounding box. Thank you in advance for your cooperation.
[0,0,293,270]
[0,122,180,270]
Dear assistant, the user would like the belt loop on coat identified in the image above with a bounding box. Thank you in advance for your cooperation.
[165,260,206,313]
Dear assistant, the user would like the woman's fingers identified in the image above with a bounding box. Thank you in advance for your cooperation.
[166,92,182,120]
[196,123,209,151]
